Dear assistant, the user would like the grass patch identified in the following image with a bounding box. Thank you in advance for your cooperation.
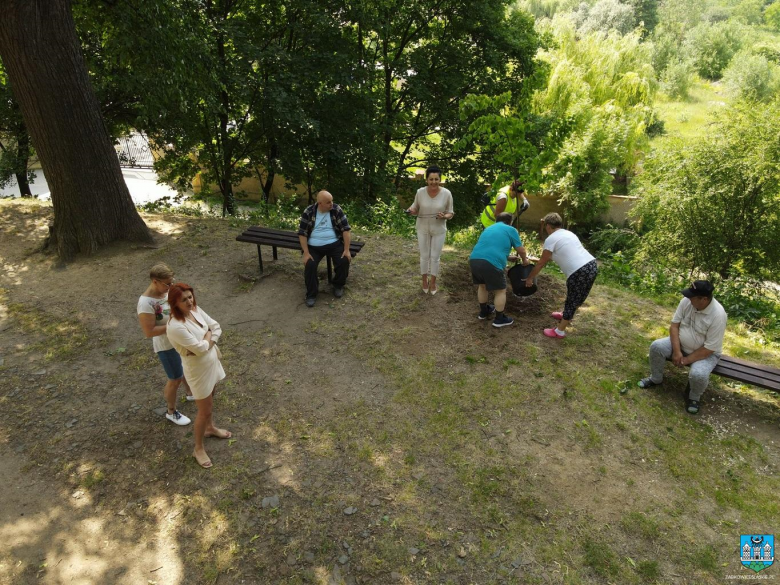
[7,303,90,360]
[582,536,620,578]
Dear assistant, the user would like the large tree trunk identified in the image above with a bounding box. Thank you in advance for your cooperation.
[0,0,152,260]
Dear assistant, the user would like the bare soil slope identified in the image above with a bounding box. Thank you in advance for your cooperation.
[1,200,779,585]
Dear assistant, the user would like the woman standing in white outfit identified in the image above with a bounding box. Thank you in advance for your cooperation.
[166,283,231,469]
[406,165,454,295]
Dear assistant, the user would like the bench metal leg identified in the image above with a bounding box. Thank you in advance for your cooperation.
[327,256,333,283]
[273,246,278,261]
[256,244,263,273]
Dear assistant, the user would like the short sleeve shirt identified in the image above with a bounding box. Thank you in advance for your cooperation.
[543,229,595,278]
[672,297,727,355]
[137,294,174,353]
[469,222,522,270]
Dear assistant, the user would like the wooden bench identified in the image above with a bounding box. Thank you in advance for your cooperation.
[670,354,780,393]
[712,355,780,393]
[236,226,365,281]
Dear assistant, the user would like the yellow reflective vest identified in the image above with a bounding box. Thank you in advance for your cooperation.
[481,186,518,228]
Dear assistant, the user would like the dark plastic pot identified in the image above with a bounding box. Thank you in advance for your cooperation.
[508,263,538,296]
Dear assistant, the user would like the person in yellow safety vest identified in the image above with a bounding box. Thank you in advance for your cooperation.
[480,180,529,228]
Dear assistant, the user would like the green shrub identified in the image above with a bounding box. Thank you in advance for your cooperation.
[588,225,639,255]
[661,59,695,98]
[632,101,780,283]
[764,1,780,31]
[753,42,780,65]
[683,21,744,79]
[576,0,637,36]
[722,52,779,101]
[732,0,763,25]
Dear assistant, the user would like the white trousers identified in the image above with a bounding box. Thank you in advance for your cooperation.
[417,230,446,276]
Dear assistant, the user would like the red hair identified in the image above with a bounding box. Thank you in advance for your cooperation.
[168,283,197,321]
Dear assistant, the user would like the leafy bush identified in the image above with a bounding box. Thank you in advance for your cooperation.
[588,225,639,255]
[753,42,780,65]
[703,6,731,23]
[683,21,744,79]
[575,0,637,36]
[517,0,582,19]
[722,52,780,101]
[632,100,780,282]
[661,59,695,98]
[732,0,764,25]
[533,22,656,226]
[767,2,780,31]
[650,29,680,74]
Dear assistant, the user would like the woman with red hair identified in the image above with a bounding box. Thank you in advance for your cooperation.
[166,283,231,468]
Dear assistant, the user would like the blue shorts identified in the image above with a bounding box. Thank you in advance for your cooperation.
[157,348,184,380]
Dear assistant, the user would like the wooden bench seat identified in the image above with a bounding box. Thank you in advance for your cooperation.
[236,226,365,281]
[669,354,780,393]
[712,355,780,392]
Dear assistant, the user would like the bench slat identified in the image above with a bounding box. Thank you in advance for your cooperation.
[718,355,780,376]
[238,233,363,253]
[665,355,780,393]
[244,226,365,248]
[713,361,780,382]
[236,235,302,250]
[712,367,780,391]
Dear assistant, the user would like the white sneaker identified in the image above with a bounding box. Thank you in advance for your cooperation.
[185,395,197,402]
[166,410,191,426]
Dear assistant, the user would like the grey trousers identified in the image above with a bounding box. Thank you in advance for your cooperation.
[648,337,720,401]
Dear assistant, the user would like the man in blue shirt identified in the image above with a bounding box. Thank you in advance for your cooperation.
[297,190,352,307]
[469,213,528,327]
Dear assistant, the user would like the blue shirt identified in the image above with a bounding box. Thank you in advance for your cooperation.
[308,210,338,246]
[470,223,522,270]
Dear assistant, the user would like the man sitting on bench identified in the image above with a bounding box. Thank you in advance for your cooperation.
[638,280,727,415]
[298,190,352,307]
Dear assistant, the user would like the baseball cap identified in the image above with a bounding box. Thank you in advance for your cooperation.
[681,280,714,298]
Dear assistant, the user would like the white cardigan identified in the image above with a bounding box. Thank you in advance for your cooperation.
[166,306,225,399]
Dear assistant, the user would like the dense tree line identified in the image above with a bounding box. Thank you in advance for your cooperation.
[4,0,547,213]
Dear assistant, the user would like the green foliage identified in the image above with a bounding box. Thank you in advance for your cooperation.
[87,0,547,214]
[588,224,639,255]
[632,100,780,282]
[753,42,780,64]
[683,20,744,79]
[661,59,695,98]
[530,20,656,225]
[650,28,682,74]
[574,0,637,36]
[515,0,581,19]
[766,2,780,31]
[722,51,780,101]
[732,0,764,25]
[456,7,550,195]
[626,0,659,34]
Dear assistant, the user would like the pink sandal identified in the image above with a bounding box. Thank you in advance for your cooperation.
[543,328,565,339]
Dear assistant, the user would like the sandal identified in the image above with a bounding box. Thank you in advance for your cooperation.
[638,377,662,389]
[193,453,212,469]
[686,400,700,415]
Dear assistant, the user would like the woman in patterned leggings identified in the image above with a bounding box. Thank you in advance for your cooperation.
[524,213,598,338]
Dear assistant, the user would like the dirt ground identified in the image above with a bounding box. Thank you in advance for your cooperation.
[1,200,779,585]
